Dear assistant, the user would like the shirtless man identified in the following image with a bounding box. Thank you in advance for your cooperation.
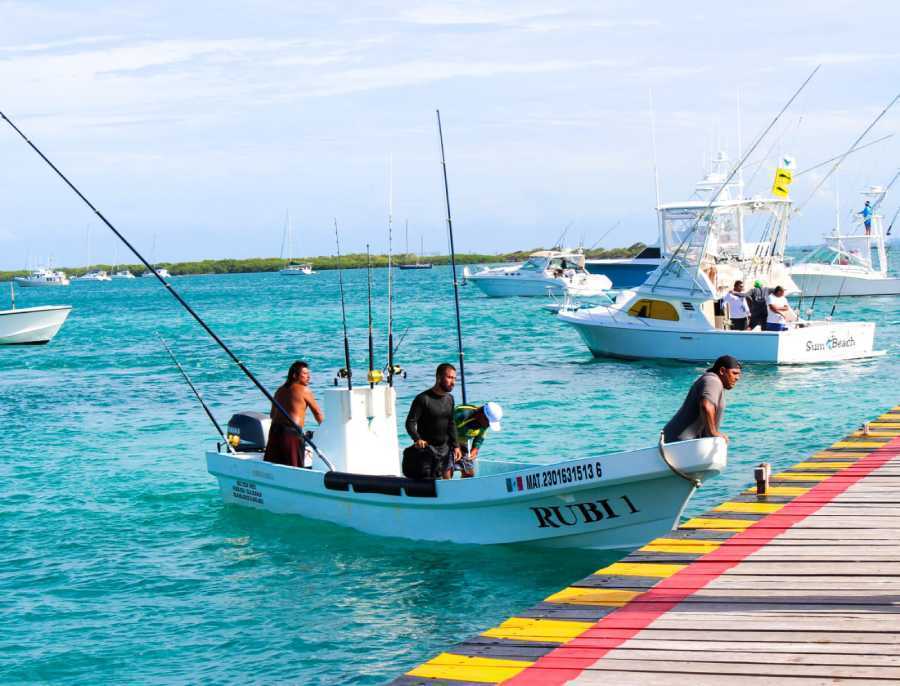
[263,360,323,468]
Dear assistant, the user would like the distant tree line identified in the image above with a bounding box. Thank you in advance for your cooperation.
[0,243,646,280]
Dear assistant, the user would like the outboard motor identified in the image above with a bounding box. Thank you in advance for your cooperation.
[226,411,271,452]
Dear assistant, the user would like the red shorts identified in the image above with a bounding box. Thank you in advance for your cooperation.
[264,424,305,468]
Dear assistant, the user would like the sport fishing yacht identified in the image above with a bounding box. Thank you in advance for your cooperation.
[559,192,879,364]
[464,249,612,297]
[13,267,70,287]
[791,183,900,296]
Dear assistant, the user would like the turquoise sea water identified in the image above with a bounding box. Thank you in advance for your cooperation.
[2,259,898,685]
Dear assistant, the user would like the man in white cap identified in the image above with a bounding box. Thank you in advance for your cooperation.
[449,402,503,479]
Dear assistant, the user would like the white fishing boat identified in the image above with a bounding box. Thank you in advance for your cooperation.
[0,285,71,345]
[791,182,900,296]
[206,385,726,549]
[559,194,880,364]
[77,270,111,282]
[13,267,70,287]
[464,250,612,298]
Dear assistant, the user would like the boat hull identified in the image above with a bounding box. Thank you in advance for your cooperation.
[0,305,72,344]
[206,438,725,550]
[12,277,69,288]
[560,309,880,364]
[791,270,900,297]
[468,274,610,298]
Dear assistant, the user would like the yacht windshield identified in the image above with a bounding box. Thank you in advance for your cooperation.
[520,258,545,272]
[802,246,869,268]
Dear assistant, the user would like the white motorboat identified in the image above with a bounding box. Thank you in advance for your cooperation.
[142,267,171,279]
[0,304,71,344]
[280,262,314,276]
[77,270,111,282]
[559,193,880,364]
[791,182,900,296]
[13,267,70,287]
[464,250,612,298]
[112,270,136,279]
[206,385,726,549]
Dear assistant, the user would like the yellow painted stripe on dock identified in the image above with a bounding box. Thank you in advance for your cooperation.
[772,473,831,481]
[791,461,854,469]
[712,501,784,514]
[832,441,887,448]
[407,653,533,683]
[743,485,810,496]
[545,587,641,606]
[594,561,686,577]
[870,422,900,428]
[640,538,722,554]
[681,517,755,530]
[811,451,867,459]
[852,430,900,437]
[482,617,594,642]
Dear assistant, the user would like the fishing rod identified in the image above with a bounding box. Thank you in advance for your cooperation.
[552,220,575,250]
[830,276,848,319]
[387,156,396,386]
[157,333,235,454]
[587,220,622,250]
[887,205,900,236]
[0,109,335,470]
[366,243,376,388]
[436,109,467,405]
[334,219,352,390]
[651,65,821,292]
[794,134,893,177]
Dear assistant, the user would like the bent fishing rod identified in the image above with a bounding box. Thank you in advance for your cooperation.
[157,333,235,454]
[334,219,353,390]
[0,109,335,470]
[436,109,467,405]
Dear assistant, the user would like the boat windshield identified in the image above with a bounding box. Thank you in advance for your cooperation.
[802,245,869,268]
[519,258,546,272]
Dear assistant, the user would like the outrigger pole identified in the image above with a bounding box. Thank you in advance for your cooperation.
[334,219,353,390]
[435,109,467,405]
[157,333,235,454]
[366,243,375,388]
[0,109,335,470]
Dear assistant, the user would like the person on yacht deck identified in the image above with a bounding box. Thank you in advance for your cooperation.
[403,363,461,480]
[264,361,323,468]
[766,286,792,332]
[723,280,751,331]
[747,281,770,331]
[451,402,503,479]
[663,355,742,444]
[860,200,873,235]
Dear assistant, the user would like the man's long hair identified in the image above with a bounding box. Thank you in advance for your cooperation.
[287,360,309,383]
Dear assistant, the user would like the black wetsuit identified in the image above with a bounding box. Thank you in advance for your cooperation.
[403,389,458,479]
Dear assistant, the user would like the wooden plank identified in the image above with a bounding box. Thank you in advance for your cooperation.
[568,670,891,685]
[597,638,900,654]
[599,647,900,666]
[572,658,900,678]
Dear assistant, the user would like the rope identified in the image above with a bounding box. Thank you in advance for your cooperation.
[658,431,701,488]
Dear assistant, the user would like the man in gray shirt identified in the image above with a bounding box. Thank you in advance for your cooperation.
[663,355,742,443]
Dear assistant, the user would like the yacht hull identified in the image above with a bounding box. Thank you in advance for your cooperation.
[560,309,879,363]
[0,305,72,344]
[12,277,69,288]
[467,274,610,298]
[206,438,725,550]
[791,270,900,297]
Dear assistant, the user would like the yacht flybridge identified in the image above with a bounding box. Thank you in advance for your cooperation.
[464,250,612,298]
[559,191,880,364]
[791,182,900,296]
[207,386,726,549]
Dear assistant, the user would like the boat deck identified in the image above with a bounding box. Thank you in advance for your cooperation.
[393,405,900,685]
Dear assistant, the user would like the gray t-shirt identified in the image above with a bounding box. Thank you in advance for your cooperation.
[663,372,725,442]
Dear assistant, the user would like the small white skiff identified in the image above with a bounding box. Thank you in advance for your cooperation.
[206,386,726,549]
[0,305,72,344]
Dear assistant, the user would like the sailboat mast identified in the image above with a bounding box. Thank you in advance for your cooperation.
[435,109,466,405]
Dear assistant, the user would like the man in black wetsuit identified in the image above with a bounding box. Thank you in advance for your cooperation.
[403,363,461,479]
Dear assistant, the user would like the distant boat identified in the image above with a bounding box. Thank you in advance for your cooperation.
[142,267,172,279]
[465,249,612,298]
[77,270,111,282]
[279,210,315,275]
[0,283,71,344]
[14,267,70,287]
[112,270,136,279]
[399,227,432,270]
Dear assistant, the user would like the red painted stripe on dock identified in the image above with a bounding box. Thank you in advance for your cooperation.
[503,437,900,685]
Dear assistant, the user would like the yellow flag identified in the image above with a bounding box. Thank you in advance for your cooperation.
[772,167,793,198]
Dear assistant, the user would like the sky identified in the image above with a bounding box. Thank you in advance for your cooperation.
[1,0,899,269]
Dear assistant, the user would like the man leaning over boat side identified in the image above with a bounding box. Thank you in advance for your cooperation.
[451,402,503,479]
[403,363,460,480]
[264,360,323,468]
[663,355,742,444]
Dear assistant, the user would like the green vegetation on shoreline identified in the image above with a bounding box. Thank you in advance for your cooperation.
[1,243,646,280]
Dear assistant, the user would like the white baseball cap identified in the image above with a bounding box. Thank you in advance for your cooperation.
[483,402,503,431]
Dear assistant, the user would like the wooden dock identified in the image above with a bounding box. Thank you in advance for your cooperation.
[393,405,900,685]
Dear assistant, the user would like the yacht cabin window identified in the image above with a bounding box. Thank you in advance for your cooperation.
[627,299,680,321]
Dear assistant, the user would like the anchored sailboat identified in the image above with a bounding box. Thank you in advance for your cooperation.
[279,210,314,275]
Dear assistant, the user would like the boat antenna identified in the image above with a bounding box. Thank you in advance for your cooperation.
[435,109,467,404]
[157,333,235,454]
[794,93,900,213]
[649,88,662,227]
[334,219,352,390]
[651,65,820,292]
[366,243,376,388]
[0,109,334,471]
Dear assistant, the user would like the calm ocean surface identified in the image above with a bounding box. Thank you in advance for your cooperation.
[2,257,898,684]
